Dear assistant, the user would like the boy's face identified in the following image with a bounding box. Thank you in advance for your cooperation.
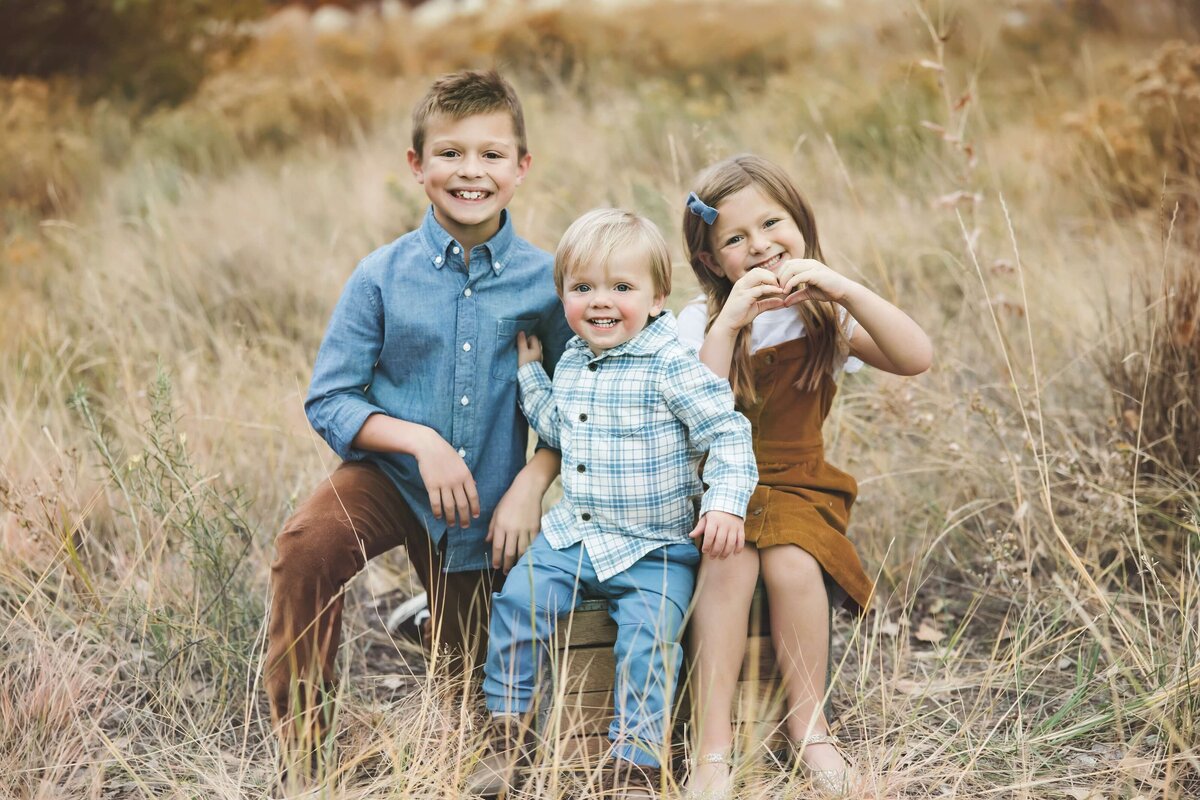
[407,111,531,250]
[561,244,666,355]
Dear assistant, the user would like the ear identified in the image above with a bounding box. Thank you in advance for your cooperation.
[697,251,723,278]
[651,293,667,317]
[514,152,532,186]
[406,147,425,184]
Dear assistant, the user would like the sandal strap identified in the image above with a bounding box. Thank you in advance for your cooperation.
[799,733,841,749]
[690,752,733,766]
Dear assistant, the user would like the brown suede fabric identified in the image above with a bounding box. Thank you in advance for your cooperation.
[265,461,501,749]
[738,337,873,613]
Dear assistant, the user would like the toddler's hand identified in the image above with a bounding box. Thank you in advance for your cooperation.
[777,258,854,306]
[517,330,543,367]
[688,510,746,559]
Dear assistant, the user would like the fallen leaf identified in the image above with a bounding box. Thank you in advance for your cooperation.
[915,618,946,644]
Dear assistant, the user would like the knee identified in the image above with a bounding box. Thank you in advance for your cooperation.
[760,545,823,593]
[272,509,364,585]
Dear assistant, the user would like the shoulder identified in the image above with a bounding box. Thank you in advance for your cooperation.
[675,297,708,352]
[501,235,555,275]
[352,229,424,282]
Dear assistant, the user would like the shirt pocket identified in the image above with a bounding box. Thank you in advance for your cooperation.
[491,317,540,382]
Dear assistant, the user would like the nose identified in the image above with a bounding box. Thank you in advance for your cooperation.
[748,229,770,254]
[457,152,485,178]
[588,289,614,308]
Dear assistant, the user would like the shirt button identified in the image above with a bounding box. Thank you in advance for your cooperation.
[434,256,443,264]
[577,464,586,473]
[588,363,598,372]
[457,448,466,457]
[579,413,588,422]
[495,261,503,269]
[460,396,469,406]
[463,342,471,351]
[581,512,591,521]
[452,246,461,254]
[463,288,473,297]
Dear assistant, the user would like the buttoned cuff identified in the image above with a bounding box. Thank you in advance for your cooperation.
[699,486,752,520]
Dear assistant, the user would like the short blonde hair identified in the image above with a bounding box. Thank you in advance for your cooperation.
[555,208,672,298]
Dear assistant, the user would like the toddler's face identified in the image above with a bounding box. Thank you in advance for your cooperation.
[562,244,666,355]
[702,184,807,283]
[407,111,530,248]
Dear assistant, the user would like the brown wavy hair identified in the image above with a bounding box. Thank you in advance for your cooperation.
[682,154,844,407]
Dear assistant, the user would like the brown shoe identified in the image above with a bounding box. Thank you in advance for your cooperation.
[604,759,663,799]
[464,715,536,797]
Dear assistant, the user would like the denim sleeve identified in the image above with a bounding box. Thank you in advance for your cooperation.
[660,352,757,518]
[304,267,388,461]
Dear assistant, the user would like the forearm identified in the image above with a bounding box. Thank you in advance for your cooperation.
[513,446,561,495]
[517,362,562,447]
[698,320,739,379]
[840,282,933,375]
[350,413,436,456]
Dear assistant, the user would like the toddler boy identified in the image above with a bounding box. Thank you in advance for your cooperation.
[470,209,757,798]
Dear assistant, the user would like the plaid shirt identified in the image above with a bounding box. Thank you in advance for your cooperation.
[517,311,757,582]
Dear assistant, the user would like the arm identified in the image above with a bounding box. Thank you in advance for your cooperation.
[487,331,564,572]
[776,258,933,376]
[305,266,479,528]
[661,354,758,558]
[514,332,563,449]
[697,267,787,378]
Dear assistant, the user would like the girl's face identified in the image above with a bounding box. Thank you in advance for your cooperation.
[701,184,806,283]
[561,243,666,355]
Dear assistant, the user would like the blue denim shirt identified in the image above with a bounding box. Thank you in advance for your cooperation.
[305,207,571,571]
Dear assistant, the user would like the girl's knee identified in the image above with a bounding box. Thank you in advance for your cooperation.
[761,545,823,589]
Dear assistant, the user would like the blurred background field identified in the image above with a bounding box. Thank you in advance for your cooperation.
[1,0,1199,797]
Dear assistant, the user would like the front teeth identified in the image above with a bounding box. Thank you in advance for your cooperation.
[589,319,617,328]
[757,253,784,269]
[455,190,486,200]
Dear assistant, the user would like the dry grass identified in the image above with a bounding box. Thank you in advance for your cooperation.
[1,0,1198,797]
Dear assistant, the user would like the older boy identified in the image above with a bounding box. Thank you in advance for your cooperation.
[265,70,572,773]
[469,209,757,798]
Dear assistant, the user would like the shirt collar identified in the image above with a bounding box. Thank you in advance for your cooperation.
[418,206,515,274]
[569,310,678,360]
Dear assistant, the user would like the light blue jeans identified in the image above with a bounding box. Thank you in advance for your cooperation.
[482,537,699,767]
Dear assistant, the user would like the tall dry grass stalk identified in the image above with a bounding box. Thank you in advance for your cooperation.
[1,1,1197,797]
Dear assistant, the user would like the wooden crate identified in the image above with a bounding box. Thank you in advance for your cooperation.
[544,588,786,768]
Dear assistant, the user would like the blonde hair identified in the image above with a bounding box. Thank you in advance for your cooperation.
[682,154,843,407]
[555,208,672,298]
[411,70,527,159]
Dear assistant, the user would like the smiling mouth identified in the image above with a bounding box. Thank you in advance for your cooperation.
[752,253,785,270]
[451,189,491,200]
[588,318,618,329]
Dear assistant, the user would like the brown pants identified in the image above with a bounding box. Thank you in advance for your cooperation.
[265,461,500,748]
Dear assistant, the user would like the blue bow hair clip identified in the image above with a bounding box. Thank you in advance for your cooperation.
[686,192,718,225]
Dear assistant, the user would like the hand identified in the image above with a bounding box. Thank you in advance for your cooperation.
[715,268,787,332]
[688,510,745,559]
[517,330,542,367]
[776,258,855,306]
[486,475,542,572]
[414,431,479,528]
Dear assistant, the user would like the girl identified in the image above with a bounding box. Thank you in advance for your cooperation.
[678,154,932,797]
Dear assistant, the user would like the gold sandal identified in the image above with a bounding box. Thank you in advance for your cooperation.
[683,752,734,800]
[796,733,857,797]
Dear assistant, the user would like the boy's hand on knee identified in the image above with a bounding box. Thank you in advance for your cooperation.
[414,431,480,528]
[688,510,746,559]
[487,479,542,572]
[517,331,542,367]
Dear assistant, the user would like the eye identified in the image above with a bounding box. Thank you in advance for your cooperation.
[573,283,591,293]
[438,149,460,158]
[483,151,504,160]
[723,234,744,248]
[764,218,781,228]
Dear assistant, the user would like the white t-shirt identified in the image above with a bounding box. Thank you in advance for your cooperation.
[676,298,864,375]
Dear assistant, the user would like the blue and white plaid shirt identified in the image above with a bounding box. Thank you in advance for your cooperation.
[518,311,757,582]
